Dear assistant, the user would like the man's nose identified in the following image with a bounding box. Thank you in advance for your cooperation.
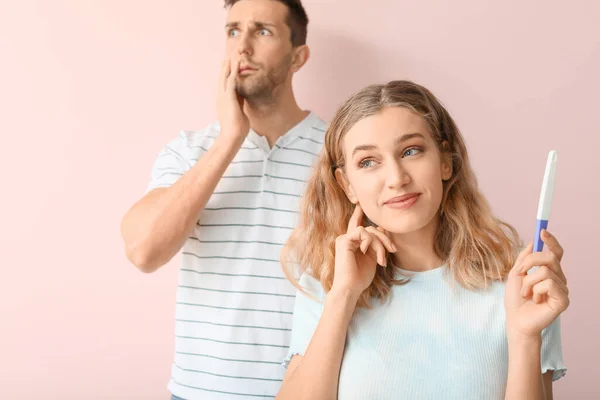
[237,32,253,57]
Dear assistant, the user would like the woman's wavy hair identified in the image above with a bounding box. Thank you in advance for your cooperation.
[282,80,522,307]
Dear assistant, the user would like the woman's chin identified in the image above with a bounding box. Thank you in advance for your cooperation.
[379,216,435,236]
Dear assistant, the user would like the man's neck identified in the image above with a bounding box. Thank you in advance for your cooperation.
[390,216,444,272]
[243,85,309,147]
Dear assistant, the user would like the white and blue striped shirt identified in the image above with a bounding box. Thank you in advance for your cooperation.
[147,112,327,399]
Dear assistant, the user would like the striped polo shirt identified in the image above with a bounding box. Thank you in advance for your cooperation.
[146,112,326,399]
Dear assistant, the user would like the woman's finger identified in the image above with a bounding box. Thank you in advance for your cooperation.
[510,242,533,276]
[365,226,396,253]
[531,278,570,312]
[358,228,372,254]
[541,229,564,262]
[365,235,387,267]
[346,226,370,254]
[346,227,386,266]
[347,204,364,232]
[520,251,566,284]
[521,266,569,298]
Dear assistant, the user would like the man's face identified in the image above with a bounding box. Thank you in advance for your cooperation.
[225,0,294,101]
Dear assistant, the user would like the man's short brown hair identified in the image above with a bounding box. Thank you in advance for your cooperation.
[224,0,309,47]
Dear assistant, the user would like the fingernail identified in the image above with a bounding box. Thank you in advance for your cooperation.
[391,244,397,252]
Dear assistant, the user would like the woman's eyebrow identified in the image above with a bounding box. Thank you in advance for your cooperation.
[351,132,425,157]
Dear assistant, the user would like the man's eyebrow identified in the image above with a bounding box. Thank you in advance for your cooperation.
[254,21,277,29]
[225,21,277,30]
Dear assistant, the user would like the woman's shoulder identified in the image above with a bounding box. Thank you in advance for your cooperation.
[297,271,327,301]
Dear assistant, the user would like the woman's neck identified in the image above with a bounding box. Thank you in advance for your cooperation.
[389,216,443,272]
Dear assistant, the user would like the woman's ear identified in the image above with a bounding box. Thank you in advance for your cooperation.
[334,168,358,204]
[440,141,453,181]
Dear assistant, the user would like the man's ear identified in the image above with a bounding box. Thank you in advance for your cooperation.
[290,45,310,73]
[440,141,453,181]
[334,168,358,204]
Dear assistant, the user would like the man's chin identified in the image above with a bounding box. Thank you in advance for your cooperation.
[237,86,272,101]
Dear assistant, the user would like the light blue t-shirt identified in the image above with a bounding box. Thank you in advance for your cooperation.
[284,267,566,400]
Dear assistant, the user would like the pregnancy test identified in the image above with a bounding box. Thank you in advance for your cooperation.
[533,150,558,252]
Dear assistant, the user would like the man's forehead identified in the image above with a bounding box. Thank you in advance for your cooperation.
[226,0,288,26]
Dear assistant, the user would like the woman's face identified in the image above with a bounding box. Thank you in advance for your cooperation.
[336,106,453,235]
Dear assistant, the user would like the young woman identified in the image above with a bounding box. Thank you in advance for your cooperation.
[276,81,568,399]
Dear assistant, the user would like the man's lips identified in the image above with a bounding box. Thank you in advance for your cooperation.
[239,65,257,73]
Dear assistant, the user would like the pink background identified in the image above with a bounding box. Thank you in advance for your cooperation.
[1,0,598,398]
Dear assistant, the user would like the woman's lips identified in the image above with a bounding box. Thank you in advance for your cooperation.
[384,193,421,210]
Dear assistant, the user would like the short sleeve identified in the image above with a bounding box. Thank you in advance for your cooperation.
[282,273,326,368]
[541,315,567,381]
[146,133,191,193]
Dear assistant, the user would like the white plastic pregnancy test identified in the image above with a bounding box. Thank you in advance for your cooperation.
[533,150,558,252]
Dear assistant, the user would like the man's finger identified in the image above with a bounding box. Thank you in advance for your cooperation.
[220,59,230,91]
[226,56,240,93]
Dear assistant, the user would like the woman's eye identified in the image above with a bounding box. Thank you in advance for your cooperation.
[359,159,376,169]
[403,147,422,158]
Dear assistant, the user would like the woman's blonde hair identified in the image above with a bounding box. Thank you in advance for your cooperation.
[282,80,522,307]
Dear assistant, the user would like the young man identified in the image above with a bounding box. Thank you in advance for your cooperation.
[120,1,326,398]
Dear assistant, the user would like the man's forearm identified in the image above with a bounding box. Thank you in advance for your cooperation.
[121,133,245,272]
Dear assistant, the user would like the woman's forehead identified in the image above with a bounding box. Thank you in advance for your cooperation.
[342,108,431,151]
